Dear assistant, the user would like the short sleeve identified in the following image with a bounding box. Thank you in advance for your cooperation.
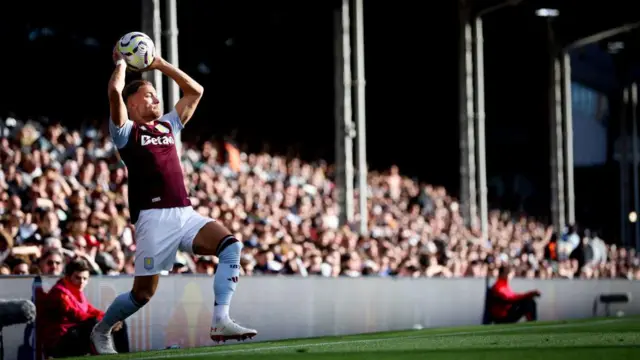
[161,108,183,135]
[109,118,134,149]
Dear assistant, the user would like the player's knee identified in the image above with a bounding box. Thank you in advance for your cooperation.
[130,290,153,306]
[130,285,157,306]
[193,222,234,255]
[217,236,242,262]
[228,239,243,254]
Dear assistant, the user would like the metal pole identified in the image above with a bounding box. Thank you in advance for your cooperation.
[631,83,640,250]
[165,0,182,152]
[621,87,629,246]
[561,52,575,225]
[335,0,355,225]
[334,9,346,227]
[473,16,488,241]
[152,0,163,107]
[466,22,477,230]
[353,0,368,235]
[469,0,522,241]
[566,22,640,51]
[549,59,560,233]
[459,2,476,228]
[141,0,163,104]
[547,19,565,234]
[553,56,566,232]
[343,0,355,224]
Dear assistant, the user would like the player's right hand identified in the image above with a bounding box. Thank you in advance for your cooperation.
[112,44,124,65]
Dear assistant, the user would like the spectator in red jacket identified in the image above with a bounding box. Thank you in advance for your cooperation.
[489,265,540,323]
[40,258,129,357]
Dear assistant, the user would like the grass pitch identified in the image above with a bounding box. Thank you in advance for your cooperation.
[83,316,639,360]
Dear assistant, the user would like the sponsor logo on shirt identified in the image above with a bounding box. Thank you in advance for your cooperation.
[141,135,175,146]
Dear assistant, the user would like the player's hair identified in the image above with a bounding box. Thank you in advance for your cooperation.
[64,258,91,276]
[122,79,152,104]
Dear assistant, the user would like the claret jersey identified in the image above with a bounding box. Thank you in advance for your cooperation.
[109,109,190,223]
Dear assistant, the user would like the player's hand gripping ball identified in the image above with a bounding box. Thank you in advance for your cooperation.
[117,31,156,71]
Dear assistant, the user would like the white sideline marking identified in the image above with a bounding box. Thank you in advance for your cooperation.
[136,318,629,359]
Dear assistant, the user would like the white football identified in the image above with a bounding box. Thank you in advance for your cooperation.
[117,32,155,71]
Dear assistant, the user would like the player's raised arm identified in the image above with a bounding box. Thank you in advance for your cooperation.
[149,56,204,126]
[108,48,128,128]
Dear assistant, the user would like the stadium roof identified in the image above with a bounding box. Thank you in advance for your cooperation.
[471,0,640,91]
[471,0,640,47]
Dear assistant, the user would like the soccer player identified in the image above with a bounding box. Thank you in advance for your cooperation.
[90,47,256,354]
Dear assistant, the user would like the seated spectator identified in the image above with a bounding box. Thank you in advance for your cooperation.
[487,265,540,324]
[40,259,129,357]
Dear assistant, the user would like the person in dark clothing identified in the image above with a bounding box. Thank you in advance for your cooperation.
[40,259,129,357]
[488,265,540,324]
[570,237,594,275]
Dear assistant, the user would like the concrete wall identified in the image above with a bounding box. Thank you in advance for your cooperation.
[1,275,638,360]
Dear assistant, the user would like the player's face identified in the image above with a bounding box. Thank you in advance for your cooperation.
[129,84,162,122]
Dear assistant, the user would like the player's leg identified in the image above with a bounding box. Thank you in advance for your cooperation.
[96,275,159,331]
[179,208,256,342]
[91,209,178,354]
[90,275,159,354]
[193,222,241,322]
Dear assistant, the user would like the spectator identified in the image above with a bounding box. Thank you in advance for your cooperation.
[11,258,30,275]
[38,249,65,276]
[589,231,608,265]
[0,116,638,280]
[40,259,129,358]
[570,237,594,276]
[0,228,12,265]
[487,265,540,324]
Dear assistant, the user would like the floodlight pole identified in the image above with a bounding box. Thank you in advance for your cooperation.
[335,0,355,226]
[632,83,640,252]
[471,0,522,241]
[459,1,477,230]
[165,0,182,153]
[352,0,368,235]
[562,21,640,247]
[141,0,164,110]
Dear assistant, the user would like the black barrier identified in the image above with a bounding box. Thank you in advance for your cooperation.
[592,292,632,317]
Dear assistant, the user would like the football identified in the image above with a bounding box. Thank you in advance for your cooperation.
[117,31,156,71]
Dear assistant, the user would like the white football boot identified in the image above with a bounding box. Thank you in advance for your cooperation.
[90,324,118,355]
[210,318,258,343]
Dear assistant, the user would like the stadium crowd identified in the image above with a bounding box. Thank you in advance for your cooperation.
[0,117,639,281]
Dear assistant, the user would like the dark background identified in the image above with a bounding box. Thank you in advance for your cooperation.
[0,0,638,244]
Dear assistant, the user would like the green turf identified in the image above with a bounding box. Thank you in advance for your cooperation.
[80,316,640,360]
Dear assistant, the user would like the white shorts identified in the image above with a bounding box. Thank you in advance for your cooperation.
[134,206,213,275]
